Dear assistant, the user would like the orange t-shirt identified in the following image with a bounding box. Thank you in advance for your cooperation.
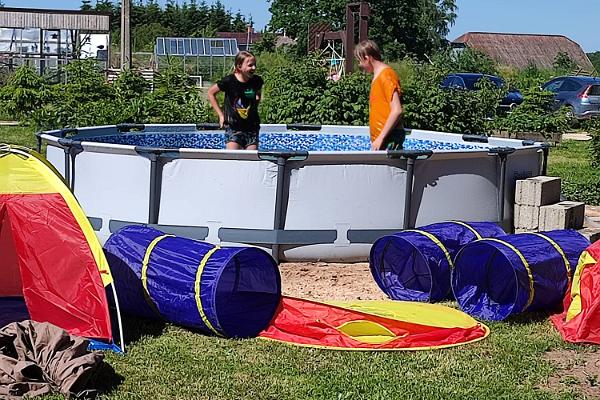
[369,67,402,142]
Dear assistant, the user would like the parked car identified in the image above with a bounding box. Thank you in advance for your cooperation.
[541,76,600,119]
[440,73,524,111]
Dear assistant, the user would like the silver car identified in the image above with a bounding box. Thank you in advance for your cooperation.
[542,76,600,119]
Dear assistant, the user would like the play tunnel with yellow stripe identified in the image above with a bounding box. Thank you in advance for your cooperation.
[452,230,589,321]
[103,225,281,337]
[369,221,506,302]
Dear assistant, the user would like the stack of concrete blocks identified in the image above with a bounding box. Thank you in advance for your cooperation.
[514,176,599,243]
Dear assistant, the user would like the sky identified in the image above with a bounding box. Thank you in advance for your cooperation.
[3,0,599,52]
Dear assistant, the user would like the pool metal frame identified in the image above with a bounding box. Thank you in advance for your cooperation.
[38,123,547,263]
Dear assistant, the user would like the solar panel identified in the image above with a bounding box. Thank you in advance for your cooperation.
[155,37,239,57]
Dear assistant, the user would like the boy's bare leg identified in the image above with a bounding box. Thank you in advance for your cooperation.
[226,141,243,150]
[246,144,258,150]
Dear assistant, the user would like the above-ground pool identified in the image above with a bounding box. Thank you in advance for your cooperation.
[39,124,546,262]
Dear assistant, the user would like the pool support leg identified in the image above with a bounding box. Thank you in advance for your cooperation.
[540,143,550,175]
[387,150,433,229]
[57,138,83,191]
[135,147,180,225]
[488,147,516,230]
[272,156,286,263]
[258,150,309,263]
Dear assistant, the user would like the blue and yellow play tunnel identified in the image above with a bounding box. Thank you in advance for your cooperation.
[370,221,505,302]
[104,225,281,337]
[452,230,590,321]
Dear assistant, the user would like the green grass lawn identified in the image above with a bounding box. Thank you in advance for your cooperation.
[0,124,38,149]
[1,126,597,399]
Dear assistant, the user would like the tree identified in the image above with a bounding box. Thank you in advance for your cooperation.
[553,51,577,74]
[80,0,92,11]
[230,12,245,32]
[267,0,457,59]
[268,0,346,54]
[587,51,600,75]
[132,22,172,52]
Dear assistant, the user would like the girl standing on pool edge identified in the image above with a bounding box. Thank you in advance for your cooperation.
[208,51,264,150]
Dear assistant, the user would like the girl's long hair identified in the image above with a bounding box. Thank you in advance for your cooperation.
[234,51,255,72]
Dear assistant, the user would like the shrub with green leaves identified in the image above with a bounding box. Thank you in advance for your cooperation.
[260,56,328,124]
[586,119,600,168]
[0,65,52,120]
[493,87,569,135]
[503,63,555,93]
[402,63,500,134]
[431,48,498,76]
[317,72,370,125]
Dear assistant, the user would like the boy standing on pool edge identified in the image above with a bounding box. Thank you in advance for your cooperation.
[354,40,405,151]
[208,51,263,150]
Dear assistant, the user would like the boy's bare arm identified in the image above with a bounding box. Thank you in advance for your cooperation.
[372,91,403,150]
[207,84,225,127]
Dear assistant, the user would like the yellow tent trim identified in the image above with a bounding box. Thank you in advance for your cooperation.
[566,250,597,321]
[0,146,114,286]
[260,323,490,352]
[404,229,453,268]
[195,246,222,337]
[141,234,174,315]
[447,221,482,239]
[525,232,572,285]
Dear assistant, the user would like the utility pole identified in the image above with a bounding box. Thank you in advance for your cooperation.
[120,0,131,70]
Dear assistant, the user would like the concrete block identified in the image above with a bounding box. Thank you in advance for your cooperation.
[539,201,586,231]
[515,228,536,234]
[578,228,600,244]
[515,176,561,206]
[514,204,539,230]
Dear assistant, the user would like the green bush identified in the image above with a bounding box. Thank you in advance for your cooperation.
[317,72,370,125]
[493,87,569,135]
[586,119,600,168]
[500,63,555,97]
[431,48,498,75]
[260,56,328,124]
[402,62,500,134]
[0,65,52,120]
[25,61,214,129]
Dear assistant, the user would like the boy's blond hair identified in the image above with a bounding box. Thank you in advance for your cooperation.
[354,40,382,62]
[234,51,255,69]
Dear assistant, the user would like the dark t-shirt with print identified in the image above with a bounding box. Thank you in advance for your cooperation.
[217,74,263,133]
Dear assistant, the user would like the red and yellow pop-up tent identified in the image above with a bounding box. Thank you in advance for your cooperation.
[260,296,489,350]
[0,145,122,350]
[551,240,600,344]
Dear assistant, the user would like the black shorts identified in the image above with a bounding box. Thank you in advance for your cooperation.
[384,129,406,150]
[225,128,259,148]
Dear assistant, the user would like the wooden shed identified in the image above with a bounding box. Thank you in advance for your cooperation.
[452,32,595,73]
[0,7,110,31]
[0,7,111,74]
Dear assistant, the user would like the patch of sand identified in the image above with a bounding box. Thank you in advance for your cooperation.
[542,349,600,398]
[278,262,387,302]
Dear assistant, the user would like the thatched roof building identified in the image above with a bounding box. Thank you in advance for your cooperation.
[452,32,595,72]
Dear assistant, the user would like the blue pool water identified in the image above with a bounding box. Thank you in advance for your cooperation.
[83,132,485,151]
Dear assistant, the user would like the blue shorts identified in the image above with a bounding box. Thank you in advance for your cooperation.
[225,128,259,148]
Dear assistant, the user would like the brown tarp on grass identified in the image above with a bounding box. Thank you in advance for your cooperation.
[0,320,104,399]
